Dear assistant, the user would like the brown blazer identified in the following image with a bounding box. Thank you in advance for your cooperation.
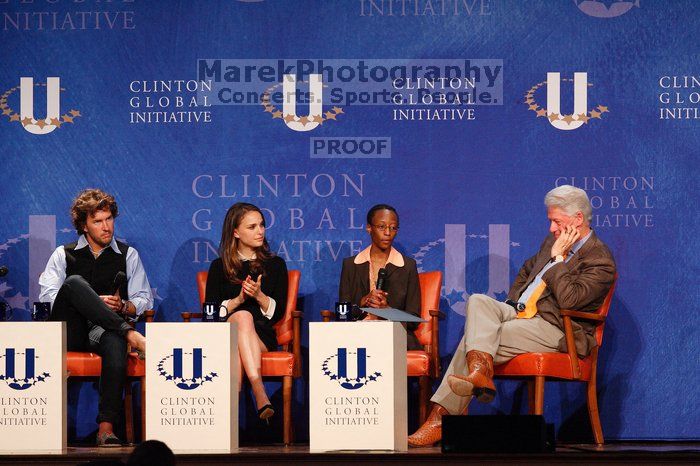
[507,231,616,357]
[338,250,422,350]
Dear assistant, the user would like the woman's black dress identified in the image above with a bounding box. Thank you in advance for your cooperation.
[205,256,288,351]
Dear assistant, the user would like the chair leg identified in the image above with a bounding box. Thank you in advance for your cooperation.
[532,376,545,415]
[418,376,431,424]
[527,380,536,415]
[283,376,293,445]
[124,380,134,444]
[141,376,146,442]
[587,376,604,445]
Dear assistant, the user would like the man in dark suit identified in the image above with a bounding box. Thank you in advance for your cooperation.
[408,185,616,447]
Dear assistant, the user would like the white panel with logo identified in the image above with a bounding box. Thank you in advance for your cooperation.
[309,321,407,451]
[0,322,66,454]
[146,322,238,453]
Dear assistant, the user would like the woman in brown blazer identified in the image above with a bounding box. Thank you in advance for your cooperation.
[338,204,422,349]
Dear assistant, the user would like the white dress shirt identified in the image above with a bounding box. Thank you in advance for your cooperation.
[38,235,154,320]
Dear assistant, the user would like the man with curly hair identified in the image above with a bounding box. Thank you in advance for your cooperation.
[39,188,152,447]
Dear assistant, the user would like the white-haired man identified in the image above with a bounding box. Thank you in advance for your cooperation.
[408,185,616,447]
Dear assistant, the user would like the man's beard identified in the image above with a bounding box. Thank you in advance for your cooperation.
[90,233,112,248]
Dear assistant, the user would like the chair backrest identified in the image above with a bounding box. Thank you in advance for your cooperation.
[594,274,617,346]
[196,269,301,347]
[414,271,442,346]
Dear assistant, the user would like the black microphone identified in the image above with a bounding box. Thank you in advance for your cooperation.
[0,266,7,277]
[112,271,126,295]
[505,299,525,311]
[376,268,388,291]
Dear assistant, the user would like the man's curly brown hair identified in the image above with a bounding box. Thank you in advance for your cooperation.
[70,189,119,234]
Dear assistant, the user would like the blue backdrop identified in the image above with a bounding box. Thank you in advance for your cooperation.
[1,0,698,442]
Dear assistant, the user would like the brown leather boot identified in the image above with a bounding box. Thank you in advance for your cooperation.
[407,403,450,447]
[447,350,496,403]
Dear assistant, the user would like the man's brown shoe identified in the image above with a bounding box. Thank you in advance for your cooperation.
[407,403,449,447]
[447,350,496,403]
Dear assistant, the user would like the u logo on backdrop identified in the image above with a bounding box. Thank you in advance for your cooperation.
[0,77,81,135]
[0,348,50,391]
[574,0,640,18]
[157,348,219,391]
[260,74,344,132]
[525,72,609,131]
[322,348,382,390]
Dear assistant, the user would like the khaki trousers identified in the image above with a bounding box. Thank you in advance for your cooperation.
[431,293,564,414]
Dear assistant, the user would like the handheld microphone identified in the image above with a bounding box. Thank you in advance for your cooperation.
[505,299,525,311]
[112,271,127,295]
[0,266,8,277]
[376,268,388,291]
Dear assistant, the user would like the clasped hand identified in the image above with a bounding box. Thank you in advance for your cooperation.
[228,275,266,311]
[241,274,264,300]
[363,289,389,308]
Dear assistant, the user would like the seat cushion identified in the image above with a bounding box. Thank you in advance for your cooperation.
[407,350,430,377]
[261,351,294,377]
[494,352,592,380]
[66,351,102,376]
[67,351,145,377]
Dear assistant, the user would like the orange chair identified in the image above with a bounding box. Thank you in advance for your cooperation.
[321,270,444,424]
[493,276,617,445]
[66,309,155,444]
[182,270,302,445]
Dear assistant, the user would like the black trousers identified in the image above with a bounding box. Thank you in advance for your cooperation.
[49,275,133,425]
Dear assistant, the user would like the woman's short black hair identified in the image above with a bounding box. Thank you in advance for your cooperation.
[366,204,399,225]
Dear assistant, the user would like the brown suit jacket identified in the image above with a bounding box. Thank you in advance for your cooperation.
[507,231,616,357]
[338,252,422,350]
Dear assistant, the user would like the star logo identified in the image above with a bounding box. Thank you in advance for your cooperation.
[0,233,33,316]
[445,288,466,307]
[0,350,51,390]
[157,349,218,391]
[524,73,608,131]
[321,349,382,390]
[410,224,521,315]
[1,77,82,135]
[260,76,344,132]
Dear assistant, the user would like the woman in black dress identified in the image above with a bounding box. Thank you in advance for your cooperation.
[205,203,288,422]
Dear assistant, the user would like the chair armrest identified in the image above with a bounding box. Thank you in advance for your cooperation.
[181,312,203,323]
[560,309,606,322]
[427,309,442,378]
[562,315,582,379]
[320,310,335,322]
[128,309,155,328]
[292,311,303,378]
[561,308,605,380]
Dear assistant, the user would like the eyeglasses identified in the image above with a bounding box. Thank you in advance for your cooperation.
[371,224,399,232]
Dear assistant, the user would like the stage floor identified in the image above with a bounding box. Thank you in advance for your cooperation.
[1,443,699,465]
